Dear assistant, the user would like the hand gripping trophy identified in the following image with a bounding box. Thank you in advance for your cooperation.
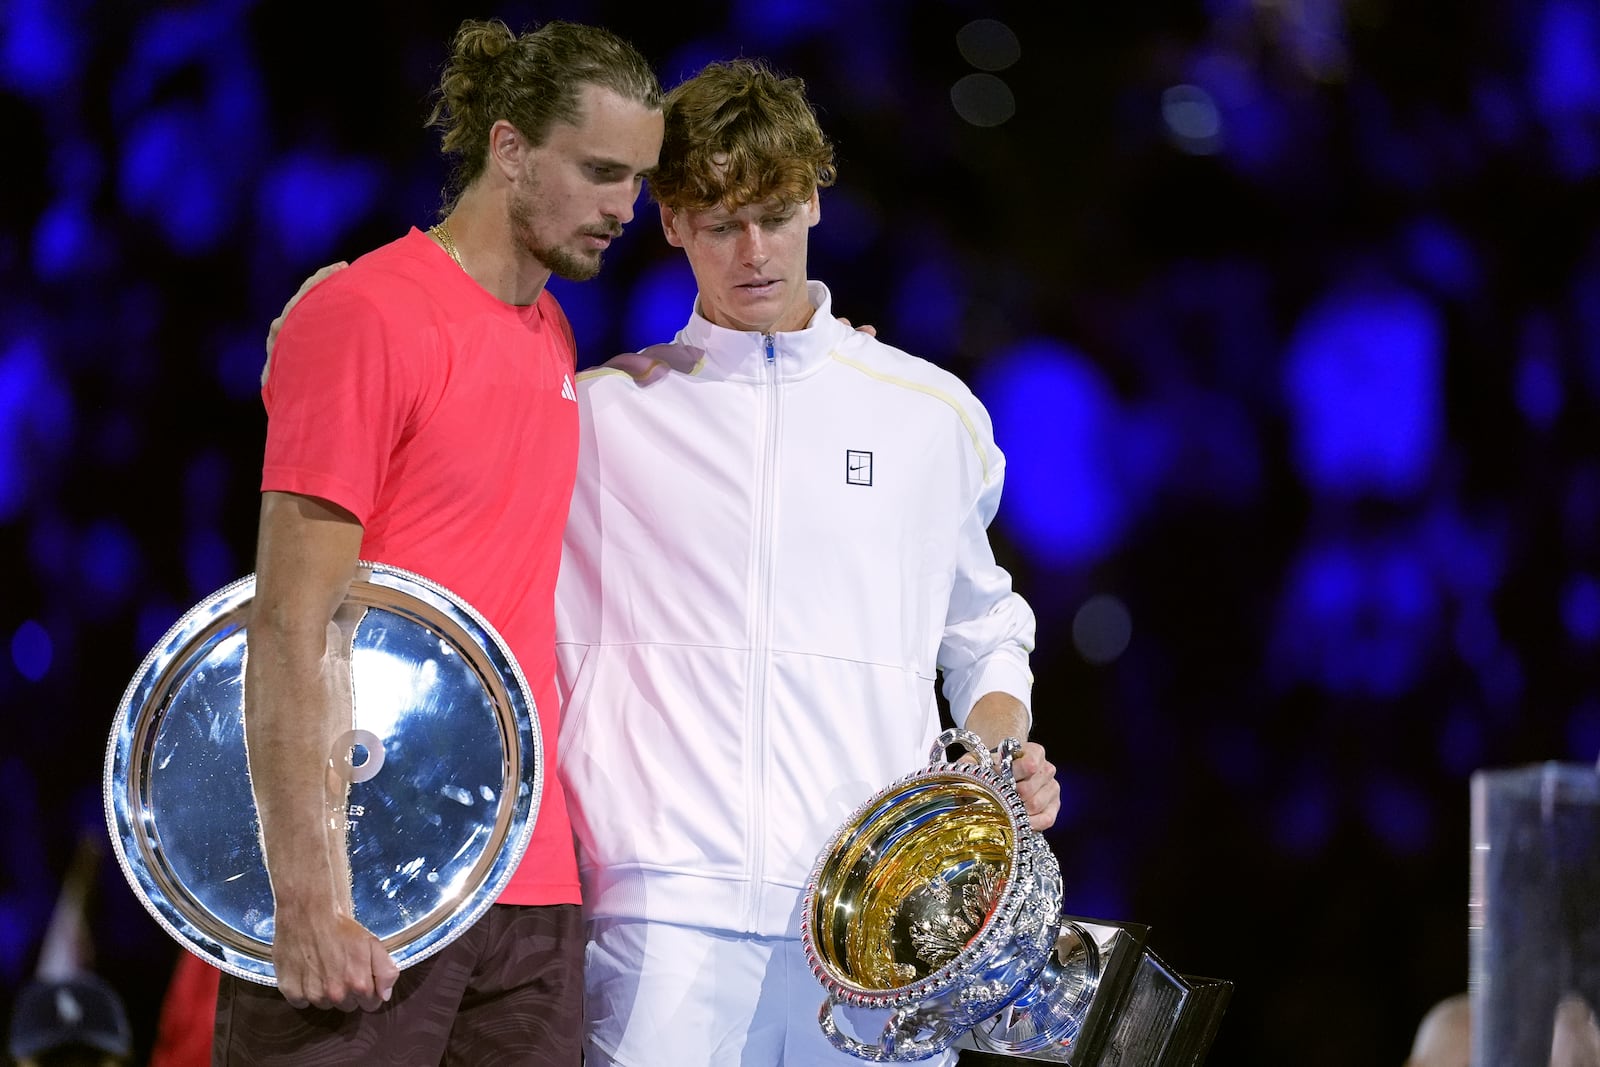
[802,730,1232,1065]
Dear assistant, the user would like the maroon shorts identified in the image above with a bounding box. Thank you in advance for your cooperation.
[213,904,583,1066]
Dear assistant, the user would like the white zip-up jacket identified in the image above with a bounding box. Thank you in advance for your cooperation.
[555,282,1036,936]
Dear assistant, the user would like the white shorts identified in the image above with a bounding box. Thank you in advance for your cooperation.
[582,918,958,1066]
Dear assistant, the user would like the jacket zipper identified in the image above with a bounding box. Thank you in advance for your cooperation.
[745,332,780,927]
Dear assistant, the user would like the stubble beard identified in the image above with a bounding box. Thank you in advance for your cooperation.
[508,186,605,283]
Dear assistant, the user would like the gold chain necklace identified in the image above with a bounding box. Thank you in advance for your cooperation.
[429,222,464,270]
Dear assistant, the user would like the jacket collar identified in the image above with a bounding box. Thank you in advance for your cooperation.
[677,281,851,382]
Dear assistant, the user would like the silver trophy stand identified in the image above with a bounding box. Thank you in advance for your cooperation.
[955,917,1231,1065]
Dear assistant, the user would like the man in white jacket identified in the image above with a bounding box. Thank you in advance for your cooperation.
[556,58,1060,1066]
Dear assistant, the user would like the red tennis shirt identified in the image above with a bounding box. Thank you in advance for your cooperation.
[261,227,581,906]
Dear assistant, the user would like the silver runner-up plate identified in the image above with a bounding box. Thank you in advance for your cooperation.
[103,561,542,986]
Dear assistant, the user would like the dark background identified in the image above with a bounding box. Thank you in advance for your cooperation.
[3,0,1599,1063]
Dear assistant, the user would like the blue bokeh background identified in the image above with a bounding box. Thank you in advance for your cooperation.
[3,0,1599,1063]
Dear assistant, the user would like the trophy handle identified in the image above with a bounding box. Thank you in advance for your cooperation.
[929,728,1021,780]
[818,994,961,1062]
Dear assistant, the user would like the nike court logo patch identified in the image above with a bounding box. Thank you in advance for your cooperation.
[846,449,873,486]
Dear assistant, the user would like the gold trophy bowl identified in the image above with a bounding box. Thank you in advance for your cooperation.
[802,730,1099,1061]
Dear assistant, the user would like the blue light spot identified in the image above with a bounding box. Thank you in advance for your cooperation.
[1297,541,1362,621]
[659,42,730,92]
[890,256,965,364]
[217,333,270,400]
[1283,285,1444,498]
[1376,544,1434,624]
[116,4,243,114]
[1549,118,1600,176]
[1562,573,1600,645]
[0,370,34,520]
[811,188,882,265]
[1139,392,1261,503]
[0,337,75,522]
[1051,770,1087,829]
[1453,600,1500,666]
[1361,778,1432,855]
[1566,465,1600,550]
[1112,406,1177,507]
[546,277,611,368]
[1473,77,1527,146]
[32,200,94,281]
[118,107,229,255]
[1272,535,1440,697]
[1274,776,1336,858]
[135,602,183,660]
[1439,708,1486,777]
[119,109,188,211]
[729,0,835,43]
[1419,503,1507,598]
[10,621,52,682]
[206,60,267,158]
[1402,218,1481,300]
[81,520,140,603]
[1056,842,1127,920]
[1568,698,1600,762]
[1517,312,1565,428]
[126,7,205,84]
[185,528,236,598]
[1516,350,1564,429]
[974,340,1127,566]
[0,897,40,979]
[27,513,72,585]
[1479,649,1525,708]
[1352,96,1433,191]
[164,173,229,256]
[1364,641,1414,697]
[622,259,698,354]
[1191,51,1287,175]
[257,152,381,264]
[1531,0,1600,119]
[51,137,104,200]
[0,0,78,98]
[183,452,231,521]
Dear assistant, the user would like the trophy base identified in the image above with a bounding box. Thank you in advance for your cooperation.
[956,917,1232,1065]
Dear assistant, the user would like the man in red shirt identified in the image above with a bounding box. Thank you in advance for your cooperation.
[218,17,662,1066]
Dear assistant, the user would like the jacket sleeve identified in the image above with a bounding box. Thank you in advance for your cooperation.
[937,399,1037,726]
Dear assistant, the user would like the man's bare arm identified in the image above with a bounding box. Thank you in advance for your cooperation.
[245,490,398,1011]
[963,691,1060,832]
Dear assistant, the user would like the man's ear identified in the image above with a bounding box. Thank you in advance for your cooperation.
[806,190,821,228]
[661,203,686,248]
[487,119,525,183]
